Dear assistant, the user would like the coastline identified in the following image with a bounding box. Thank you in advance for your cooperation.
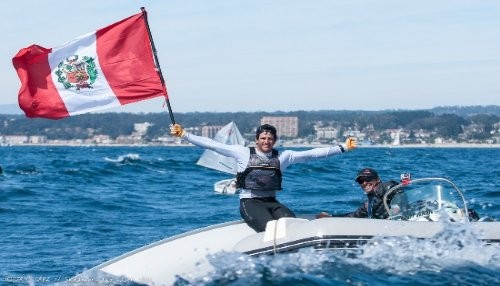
[2,143,499,148]
[357,143,500,148]
[282,143,500,148]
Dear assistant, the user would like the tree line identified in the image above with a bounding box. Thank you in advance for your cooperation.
[0,105,498,141]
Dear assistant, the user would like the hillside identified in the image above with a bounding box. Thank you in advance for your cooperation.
[0,105,498,143]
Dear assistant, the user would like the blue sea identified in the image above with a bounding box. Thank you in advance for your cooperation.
[1,146,499,286]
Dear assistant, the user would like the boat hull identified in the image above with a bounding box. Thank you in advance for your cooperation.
[234,217,500,255]
[72,217,500,285]
[72,221,254,285]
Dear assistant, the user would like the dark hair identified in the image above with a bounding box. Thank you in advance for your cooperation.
[255,124,277,140]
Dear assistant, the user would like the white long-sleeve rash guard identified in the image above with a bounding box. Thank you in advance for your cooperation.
[182,132,347,199]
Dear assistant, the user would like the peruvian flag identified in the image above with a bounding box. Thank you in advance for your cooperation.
[12,10,167,119]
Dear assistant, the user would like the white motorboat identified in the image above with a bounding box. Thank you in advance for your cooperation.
[71,177,500,285]
[213,178,239,194]
[195,121,245,194]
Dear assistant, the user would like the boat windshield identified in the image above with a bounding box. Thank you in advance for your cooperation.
[383,178,469,222]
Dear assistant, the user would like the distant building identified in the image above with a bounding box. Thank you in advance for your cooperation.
[314,126,339,141]
[92,135,112,144]
[3,135,28,145]
[185,127,201,136]
[155,135,178,145]
[260,116,298,138]
[29,135,47,144]
[201,125,224,138]
[134,122,153,136]
[116,135,144,145]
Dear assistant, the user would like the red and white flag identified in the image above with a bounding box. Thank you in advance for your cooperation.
[12,10,167,119]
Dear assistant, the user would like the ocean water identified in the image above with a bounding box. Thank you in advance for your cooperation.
[1,146,499,286]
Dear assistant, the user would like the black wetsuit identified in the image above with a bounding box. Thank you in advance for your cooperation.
[239,197,295,232]
[342,181,398,219]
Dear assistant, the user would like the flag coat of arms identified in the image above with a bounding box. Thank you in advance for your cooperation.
[12,10,167,119]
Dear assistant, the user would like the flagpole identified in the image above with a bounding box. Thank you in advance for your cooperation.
[141,7,176,125]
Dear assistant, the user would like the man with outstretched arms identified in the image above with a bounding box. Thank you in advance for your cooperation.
[171,123,357,232]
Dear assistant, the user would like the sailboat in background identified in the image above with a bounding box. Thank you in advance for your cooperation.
[196,121,246,194]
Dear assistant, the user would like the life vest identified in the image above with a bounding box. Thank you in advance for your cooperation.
[236,147,282,191]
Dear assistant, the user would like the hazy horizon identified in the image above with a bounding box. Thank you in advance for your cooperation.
[1,103,498,116]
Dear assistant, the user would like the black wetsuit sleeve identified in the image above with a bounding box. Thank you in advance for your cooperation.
[333,205,367,218]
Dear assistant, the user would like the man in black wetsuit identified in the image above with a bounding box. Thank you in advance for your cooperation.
[318,168,398,219]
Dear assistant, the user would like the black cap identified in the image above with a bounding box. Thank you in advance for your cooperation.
[355,168,379,183]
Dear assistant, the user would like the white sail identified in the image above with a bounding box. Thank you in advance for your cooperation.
[196,121,245,175]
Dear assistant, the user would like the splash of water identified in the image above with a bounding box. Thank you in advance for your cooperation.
[343,220,500,275]
[186,221,500,285]
[104,153,141,164]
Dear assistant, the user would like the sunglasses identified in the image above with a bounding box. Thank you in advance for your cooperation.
[357,177,376,184]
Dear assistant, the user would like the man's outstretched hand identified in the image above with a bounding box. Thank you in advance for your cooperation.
[170,124,186,137]
[345,137,357,150]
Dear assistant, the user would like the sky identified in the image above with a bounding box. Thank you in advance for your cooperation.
[2,0,500,115]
